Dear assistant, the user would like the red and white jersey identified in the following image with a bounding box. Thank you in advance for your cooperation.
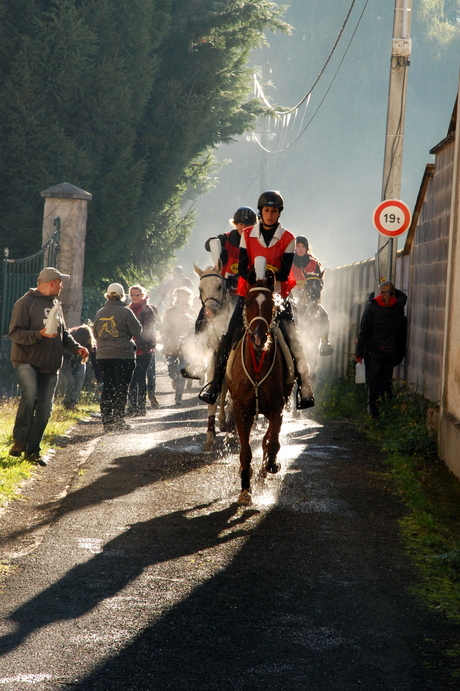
[237,222,296,298]
[221,233,241,279]
[291,257,322,288]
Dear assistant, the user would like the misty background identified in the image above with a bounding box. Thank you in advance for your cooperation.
[175,0,459,285]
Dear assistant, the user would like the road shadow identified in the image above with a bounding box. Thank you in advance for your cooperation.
[0,501,258,657]
[65,422,458,690]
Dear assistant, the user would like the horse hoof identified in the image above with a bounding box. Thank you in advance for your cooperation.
[238,490,252,505]
[267,462,281,474]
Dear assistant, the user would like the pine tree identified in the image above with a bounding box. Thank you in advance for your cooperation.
[0,0,288,285]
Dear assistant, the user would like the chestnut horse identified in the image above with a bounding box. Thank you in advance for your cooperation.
[226,269,294,505]
[193,261,233,449]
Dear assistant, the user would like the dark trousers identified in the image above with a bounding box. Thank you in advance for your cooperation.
[147,352,156,395]
[367,350,395,417]
[98,359,135,427]
[128,352,152,412]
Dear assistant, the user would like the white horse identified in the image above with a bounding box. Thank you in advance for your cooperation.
[193,261,234,450]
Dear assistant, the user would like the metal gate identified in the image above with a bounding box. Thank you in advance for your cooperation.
[0,217,61,337]
[0,217,61,396]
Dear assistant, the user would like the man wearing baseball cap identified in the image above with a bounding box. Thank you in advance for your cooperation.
[8,267,89,466]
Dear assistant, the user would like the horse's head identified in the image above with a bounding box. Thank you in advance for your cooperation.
[243,268,276,350]
[194,262,226,319]
[303,271,325,305]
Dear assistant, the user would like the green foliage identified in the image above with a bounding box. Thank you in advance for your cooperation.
[0,0,289,287]
[417,0,460,50]
[317,369,460,628]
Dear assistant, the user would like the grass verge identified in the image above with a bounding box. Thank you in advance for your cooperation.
[0,391,99,511]
[316,365,460,628]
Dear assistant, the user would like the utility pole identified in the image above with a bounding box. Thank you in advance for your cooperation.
[377,0,412,285]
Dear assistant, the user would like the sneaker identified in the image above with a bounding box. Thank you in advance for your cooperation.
[24,453,47,467]
[9,441,26,457]
[149,394,160,409]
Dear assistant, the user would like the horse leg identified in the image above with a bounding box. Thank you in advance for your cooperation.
[262,412,283,476]
[234,407,254,505]
[204,402,218,450]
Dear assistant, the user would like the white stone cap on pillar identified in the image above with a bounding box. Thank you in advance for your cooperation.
[41,182,92,201]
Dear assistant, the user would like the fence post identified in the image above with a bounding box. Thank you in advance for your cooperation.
[41,182,92,327]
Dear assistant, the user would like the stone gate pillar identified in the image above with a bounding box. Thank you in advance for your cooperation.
[41,182,92,328]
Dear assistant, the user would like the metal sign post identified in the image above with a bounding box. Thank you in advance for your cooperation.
[377,0,412,285]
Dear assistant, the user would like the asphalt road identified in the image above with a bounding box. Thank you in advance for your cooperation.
[0,368,458,690]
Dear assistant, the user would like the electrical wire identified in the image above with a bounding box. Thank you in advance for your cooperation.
[253,0,370,155]
[254,0,360,116]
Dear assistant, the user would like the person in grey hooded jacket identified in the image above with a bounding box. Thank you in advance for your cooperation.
[93,283,142,431]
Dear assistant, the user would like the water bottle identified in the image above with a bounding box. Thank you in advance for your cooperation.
[355,361,366,384]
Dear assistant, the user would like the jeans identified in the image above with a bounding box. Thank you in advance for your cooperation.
[98,359,135,428]
[13,364,58,456]
[60,361,86,407]
[128,352,152,412]
[166,355,185,402]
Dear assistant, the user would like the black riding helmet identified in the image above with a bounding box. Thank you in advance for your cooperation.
[233,206,256,226]
[296,235,309,250]
[257,190,284,213]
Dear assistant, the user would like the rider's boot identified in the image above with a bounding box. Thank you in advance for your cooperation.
[280,320,315,410]
[198,337,230,405]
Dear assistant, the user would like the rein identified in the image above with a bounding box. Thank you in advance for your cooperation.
[199,272,227,310]
[241,284,278,417]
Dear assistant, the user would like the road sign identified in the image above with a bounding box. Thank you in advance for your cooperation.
[373,199,411,237]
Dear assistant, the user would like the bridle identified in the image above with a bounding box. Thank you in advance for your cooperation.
[199,271,227,311]
[241,284,278,417]
[242,286,277,338]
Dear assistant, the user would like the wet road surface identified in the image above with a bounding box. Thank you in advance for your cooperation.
[0,368,458,690]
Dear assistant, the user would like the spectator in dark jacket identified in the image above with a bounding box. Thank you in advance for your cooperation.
[355,281,407,417]
[60,324,101,409]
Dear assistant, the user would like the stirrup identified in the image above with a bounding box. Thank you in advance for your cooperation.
[198,382,219,405]
[180,366,201,380]
[296,388,315,410]
[320,342,333,356]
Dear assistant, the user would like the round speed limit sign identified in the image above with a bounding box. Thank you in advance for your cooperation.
[373,199,411,237]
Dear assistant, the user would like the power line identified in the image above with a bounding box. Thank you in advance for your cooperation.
[254,0,360,117]
[253,0,370,155]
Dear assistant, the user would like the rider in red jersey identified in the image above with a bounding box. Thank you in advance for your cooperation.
[198,191,315,410]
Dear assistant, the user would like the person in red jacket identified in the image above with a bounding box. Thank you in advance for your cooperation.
[291,235,322,288]
[198,191,314,410]
[194,206,257,335]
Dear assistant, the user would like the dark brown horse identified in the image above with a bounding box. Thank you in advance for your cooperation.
[226,269,294,505]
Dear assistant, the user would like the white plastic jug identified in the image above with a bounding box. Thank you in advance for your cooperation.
[355,361,366,384]
[43,302,62,336]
